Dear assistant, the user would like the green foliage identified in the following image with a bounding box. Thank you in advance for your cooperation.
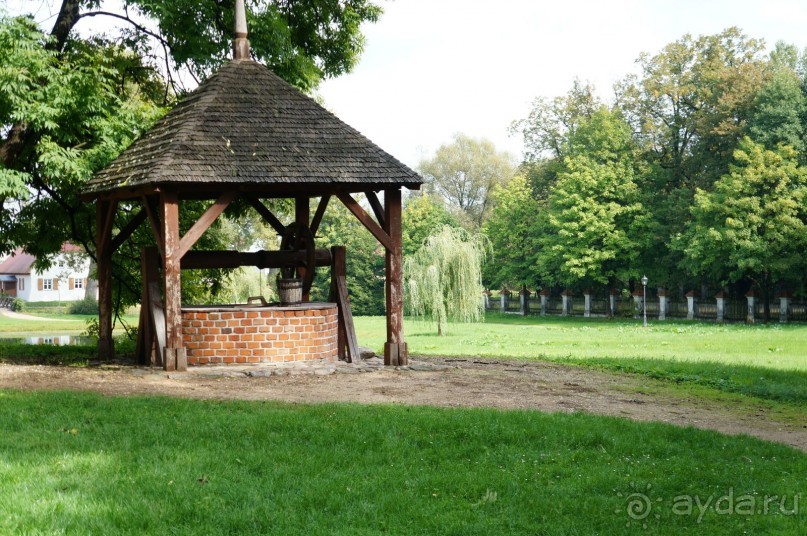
[310,198,385,316]
[9,298,24,312]
[404,226,487,335]
[747,68,806,153]
[401,193,458,257]
[68,296,99,315]
[418,134,516,227]
[482,175,543,288]
[676,138,807,291]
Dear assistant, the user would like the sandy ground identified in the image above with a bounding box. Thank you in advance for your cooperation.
[0,357,804,452]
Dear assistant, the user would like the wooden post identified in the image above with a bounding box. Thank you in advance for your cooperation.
[136,247,160,366]
[161,191,184,371]
[295,196,310,302]
[383,187,406,366]
[96,200,115,359]
[329,246,359,362]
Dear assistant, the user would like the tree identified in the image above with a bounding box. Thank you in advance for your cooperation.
[418,134,516,227]
[747,68,806,154]
[482,175,543,289]
[0,1,382,315]
[401,193,458,257]
[404,226,487,335]
[536,108,651,289]
[676,138,807,319]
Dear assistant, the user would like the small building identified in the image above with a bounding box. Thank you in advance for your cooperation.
[0,244,94,302]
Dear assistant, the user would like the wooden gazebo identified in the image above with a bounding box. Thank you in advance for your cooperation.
[82,4,422,370]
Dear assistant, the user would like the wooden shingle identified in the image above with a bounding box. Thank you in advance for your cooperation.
[83,59,422,197]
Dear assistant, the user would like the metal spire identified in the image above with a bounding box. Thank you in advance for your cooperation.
[233,0,250,60]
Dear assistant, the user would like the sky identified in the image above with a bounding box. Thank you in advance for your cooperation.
[318,0,807,168]
[7,0,807,170]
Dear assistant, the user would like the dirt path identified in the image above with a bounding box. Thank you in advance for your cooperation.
[1,357,804,452]
[0,309,71,322]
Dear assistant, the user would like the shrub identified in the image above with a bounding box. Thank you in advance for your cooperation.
[69,296,99,315]
[10,298,25,312]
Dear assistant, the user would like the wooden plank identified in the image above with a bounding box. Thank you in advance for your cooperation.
[136,247,159,366]
[160,191,183,370]
[310,195,330,236]
[177,191,235,258]
[330,246,359,363]
[181,249,332,270]
[110,208,147,254]
[148,281,166,368]
[383,187,406,366]
[365,191,386,229]
[247,196,286,235]
[336,192,393,251]
[96,200,114,359]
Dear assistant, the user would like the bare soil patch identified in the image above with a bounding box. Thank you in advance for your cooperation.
[1,356,804,452]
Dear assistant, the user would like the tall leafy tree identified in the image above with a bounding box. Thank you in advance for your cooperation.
[537,108,651,289]
[482,175,543,289]
[676,138,807,319]
[401,193,458,258]
[418,134,516,227]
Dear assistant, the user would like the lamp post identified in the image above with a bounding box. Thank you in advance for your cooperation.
[641,274,648,328]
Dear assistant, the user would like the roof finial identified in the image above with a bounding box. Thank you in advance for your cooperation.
[233,0,250,60]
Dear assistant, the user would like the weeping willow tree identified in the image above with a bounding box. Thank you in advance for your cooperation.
[404,226,488,335]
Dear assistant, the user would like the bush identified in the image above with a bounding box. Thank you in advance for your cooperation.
[10,298,25,312]
[69,296,99,315]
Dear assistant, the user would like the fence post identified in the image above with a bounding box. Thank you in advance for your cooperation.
[609,288,619,318]
[561,289,573,316]
[779,291,790,323]
[519,286,530,316]
[500,287,511,312]
[745,290,756,324]
[583,289,592,318]
[482,289,491,311]
[539,288,550,316]
[632,289,643,319]
[686,290,697,320]
[715,290,726,323]
[658,288,667,321]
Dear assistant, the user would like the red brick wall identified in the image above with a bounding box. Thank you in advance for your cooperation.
[181,305,338,365]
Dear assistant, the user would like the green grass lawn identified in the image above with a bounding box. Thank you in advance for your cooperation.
[0,313,138,336]
[0,390,803,535]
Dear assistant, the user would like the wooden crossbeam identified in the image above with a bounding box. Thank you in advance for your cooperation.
[365,191,386,229]
[110,209,147,254]
[142,195,164,256]
[177,191,235,258]
[247,196,286,235]
[336,193,393,251]
[310,195,330,236]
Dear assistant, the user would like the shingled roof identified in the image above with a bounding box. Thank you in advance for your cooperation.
[83,59,422,196]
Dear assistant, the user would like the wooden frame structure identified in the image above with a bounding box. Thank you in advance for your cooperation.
[83,11,421,371]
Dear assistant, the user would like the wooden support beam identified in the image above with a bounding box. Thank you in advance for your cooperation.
[296,196,310,302]
[136,247,160,366]
[365,191,386,229]
[96,200,115,359]
[148,281,166,369]
[310,195,330,236]
[383,187,407,366]
[336,192,393,251]
[143,195,164,256]
[247,196,286,235]
[329,246,359,362]
[160,191,184,371]
[181,249,332,270]
[110,209,147,254]
[177,191,235,258]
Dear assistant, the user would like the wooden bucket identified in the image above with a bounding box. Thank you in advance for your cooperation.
[277,278,303,305]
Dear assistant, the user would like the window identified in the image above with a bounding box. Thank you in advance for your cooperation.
[58,260,65,268]
[43,279,53,291]
[18,278,24,291]
[74,278,84,289]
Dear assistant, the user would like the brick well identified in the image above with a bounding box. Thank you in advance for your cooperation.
[181,302,338,365]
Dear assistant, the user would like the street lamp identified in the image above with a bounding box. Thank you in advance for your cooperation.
[641,274,648,328]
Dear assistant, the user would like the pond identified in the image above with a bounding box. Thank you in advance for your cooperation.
[0,335,94,346]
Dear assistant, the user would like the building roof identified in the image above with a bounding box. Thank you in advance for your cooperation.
[0,249,34,275]
[83,59,422,197]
